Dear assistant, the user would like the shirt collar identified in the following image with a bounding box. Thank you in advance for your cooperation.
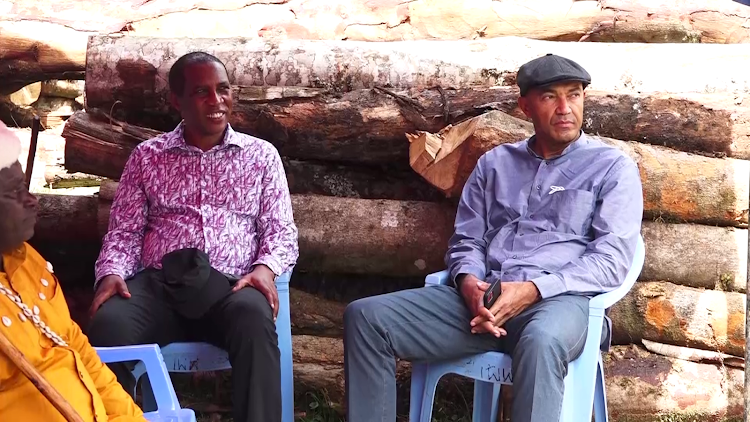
[526,131,586,160]
[1,243,28,281]
[164,121,249,151]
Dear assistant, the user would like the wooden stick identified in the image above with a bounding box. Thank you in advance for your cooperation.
[0,330,85,422]
[24,115,41,189]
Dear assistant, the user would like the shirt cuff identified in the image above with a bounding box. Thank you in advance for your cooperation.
[93,270,125,291]
[531,273,567,299]
[451,264,486,286]
[252,256,284,277]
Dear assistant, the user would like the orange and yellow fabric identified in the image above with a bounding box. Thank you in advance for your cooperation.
[0,242,145,422]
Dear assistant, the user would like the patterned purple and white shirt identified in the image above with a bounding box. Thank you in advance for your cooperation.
[94,122,299,284]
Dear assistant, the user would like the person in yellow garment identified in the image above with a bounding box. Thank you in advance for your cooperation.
[0,121,147,422]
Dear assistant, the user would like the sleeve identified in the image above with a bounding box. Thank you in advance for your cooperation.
[94,146,149,286]
[531,157,644,298]
[251,146,299,276]
[445,154,489,284]
[69,322,146,421]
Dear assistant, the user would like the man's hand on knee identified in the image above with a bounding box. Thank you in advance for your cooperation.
[89,275,130,318]
[485,281,541,330]
[457,274,505,337]
[232,265,279,320]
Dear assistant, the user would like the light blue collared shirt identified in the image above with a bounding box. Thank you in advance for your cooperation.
[446,132,643,299]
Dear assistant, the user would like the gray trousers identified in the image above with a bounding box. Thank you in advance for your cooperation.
[343,285,593,422]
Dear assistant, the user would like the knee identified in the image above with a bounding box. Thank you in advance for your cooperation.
[343,296,386,338]
[344,297,375,326]
[87,304,135,346]
[226,290,276,336]
[515,328,569,362]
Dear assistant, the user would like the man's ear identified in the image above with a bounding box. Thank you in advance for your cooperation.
[168,92,181,112]
[517,96,533,119]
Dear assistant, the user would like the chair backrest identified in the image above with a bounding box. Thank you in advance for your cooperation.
[589,234,645,310]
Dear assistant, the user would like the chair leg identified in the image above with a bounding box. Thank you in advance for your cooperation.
[409,363,428,422]
[472,381,501,422]
[593,357,608,422]
[419,368,447,422]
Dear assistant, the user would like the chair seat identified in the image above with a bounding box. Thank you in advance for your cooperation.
[144,409,197,422]
[418,352,514,385]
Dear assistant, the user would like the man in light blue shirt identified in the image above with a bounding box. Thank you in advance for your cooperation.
[343,54,643,422]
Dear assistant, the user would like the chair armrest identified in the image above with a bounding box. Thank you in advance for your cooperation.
[590,235,645,311]
[425,270,451,287]
[95,344,180,412]
[275,271,292,292]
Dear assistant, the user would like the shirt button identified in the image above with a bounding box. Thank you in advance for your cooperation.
[536,185,541,190]
[519,233,524,237]
[39,293,46,300]
[41,278,49,287]
[512,255,518,259]
[2,316,11,327]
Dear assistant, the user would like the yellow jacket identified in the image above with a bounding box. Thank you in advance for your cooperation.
[0,243,145,422]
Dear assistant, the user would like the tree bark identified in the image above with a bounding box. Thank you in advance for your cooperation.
[0,22,88,95]
[605,344,744,422]
[97,189,456,277]
[68,81,750,167]
[35,184,750,287]
[84,35,750,117]
[5,0,750,94]
[610,281,747,358]
[63,111,444,201]
[409,110,750,227]
[33,193,99,243]
[640,222,747,293]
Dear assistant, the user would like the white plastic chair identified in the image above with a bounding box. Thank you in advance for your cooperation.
[408,235,646,422]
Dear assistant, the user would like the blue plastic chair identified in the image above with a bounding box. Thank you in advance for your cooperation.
[408,235,645,422]
[132,272,294,422]
[96,344,196,422]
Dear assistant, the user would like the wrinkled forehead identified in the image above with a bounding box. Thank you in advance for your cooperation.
[0,162,24,191]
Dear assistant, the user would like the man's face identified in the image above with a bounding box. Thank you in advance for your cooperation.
[170,61,234,139]
[518,81,585,146]
[0,162,38,253]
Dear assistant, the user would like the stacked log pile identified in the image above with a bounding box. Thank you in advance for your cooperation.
[2,0,750,94]
[4,1,750,420]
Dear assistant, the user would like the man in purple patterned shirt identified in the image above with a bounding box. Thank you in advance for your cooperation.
[86,52,299,422]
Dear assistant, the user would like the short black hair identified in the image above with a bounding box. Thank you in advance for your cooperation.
[168,51,228,96]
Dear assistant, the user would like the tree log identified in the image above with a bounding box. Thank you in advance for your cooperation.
[409,110,750,227]
[84,36,750,118]
[33,193,99,243]
[641,339,744,369]
[605,344,744,421]
[0,21,88,95]
[77,72,750,163]
[5,0,750,94]
[41,184,750,289]
[63,111,443,201]
[40,80,85,100]
[610,281,746,358]
[641,223,747,293]
[97,189,456,277]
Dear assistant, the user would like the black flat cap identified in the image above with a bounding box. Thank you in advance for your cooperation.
[517,54,591,96]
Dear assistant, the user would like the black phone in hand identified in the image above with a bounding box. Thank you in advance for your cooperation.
[483,280,502,308]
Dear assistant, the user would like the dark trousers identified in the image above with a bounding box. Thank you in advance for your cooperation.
[86,269,281,422]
